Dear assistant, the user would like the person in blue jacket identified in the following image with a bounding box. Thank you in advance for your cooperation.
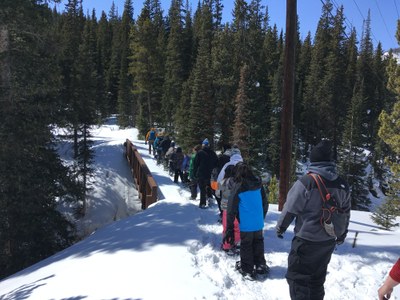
[224,162,269,280]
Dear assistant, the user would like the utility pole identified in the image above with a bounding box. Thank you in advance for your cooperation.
[278,0,297,211]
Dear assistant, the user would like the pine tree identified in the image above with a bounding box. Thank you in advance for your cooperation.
[185,1,214,146]
[245,0,269,167]
[74,17,98,215]
[210,25,236,148]
[378,100,400,215]
[106,3,122,114]
[357,10,379,151]
[59,0,85,157]
[96,11,112,119]
[0,0,76,279]
[129,0,165,136]
[302,0,334,148]
[117,0,134,127]
[162,0,185,129]
[232,64,251,161]
[266,31,284,176]
[371,196,399,230]
[339,81,370,210]
[267,175,279,204]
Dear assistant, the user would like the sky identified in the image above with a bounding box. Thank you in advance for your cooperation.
[0,116,399,300]
[56,0,400,51]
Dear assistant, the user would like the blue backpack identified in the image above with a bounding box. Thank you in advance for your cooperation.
[149,130,156,140]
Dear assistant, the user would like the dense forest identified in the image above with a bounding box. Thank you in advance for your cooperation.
[0,0,399,280]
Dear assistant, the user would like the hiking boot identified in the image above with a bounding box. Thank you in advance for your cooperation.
[199,204,207,209]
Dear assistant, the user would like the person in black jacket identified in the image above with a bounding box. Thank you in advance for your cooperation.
[160,136,171,162]
[224,162,269,280]
[276,140,351,300]
[193,138,218,208]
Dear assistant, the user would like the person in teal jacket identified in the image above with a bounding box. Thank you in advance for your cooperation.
[224,162,269,280]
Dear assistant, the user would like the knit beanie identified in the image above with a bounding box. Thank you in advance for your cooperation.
[230,144,241,156]
[230,148,241,156]
[310,140,333,162]
[202,138,209,146]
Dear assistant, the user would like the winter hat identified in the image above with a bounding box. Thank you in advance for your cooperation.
[310,140,333,162]
[202,138,209,146]
[230,144,241,156]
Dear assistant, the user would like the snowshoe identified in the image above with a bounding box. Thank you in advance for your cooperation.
[222,245,240,256]
[235,261,255,281]
[254,264,270,281]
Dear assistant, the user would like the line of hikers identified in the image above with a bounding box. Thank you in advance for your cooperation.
[146,130,270,279]
[145,129,352,299]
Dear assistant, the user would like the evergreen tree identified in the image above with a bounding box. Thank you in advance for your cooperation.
[266,31,284,176]
[210,25,236,148]
[378,100,400,219]
[339,81,370,210]
[185,1,214,146]
[232,0,248,71]
[74,17,98,215]
[96,11,112,119]
[129,0,165,136]
[357,10,378,150]
[117,0,134,127]
[245,0,269,167]
[106,3,122,114]
[371,196,399,230]
[0,0,76,279]
[294,32,312,162]
[182,0,194,78]
[325,5,347,153]
[59,0,86,157]
[232,64,251,161]
[302,0,334,148]
[162,0,185,129]
[267,175,279,204]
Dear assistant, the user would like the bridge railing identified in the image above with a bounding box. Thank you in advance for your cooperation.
[124,139,158,209]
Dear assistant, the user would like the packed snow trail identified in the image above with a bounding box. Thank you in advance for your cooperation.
[0,125,399,300]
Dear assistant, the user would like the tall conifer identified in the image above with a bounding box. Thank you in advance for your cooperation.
[0,0,76,279]
[117,0,134,127]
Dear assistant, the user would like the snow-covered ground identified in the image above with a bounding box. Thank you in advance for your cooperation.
[0,119,399,300]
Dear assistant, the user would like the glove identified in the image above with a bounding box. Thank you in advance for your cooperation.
[223,229,234,245]
[276,228,285,239]
[336,231,347,245]
[336,235,346,245]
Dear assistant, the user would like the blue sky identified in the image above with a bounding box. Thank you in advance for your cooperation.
[58,0,400,51]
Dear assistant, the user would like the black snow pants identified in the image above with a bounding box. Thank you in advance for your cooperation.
[286,236,336,300]
[240,230,266,274]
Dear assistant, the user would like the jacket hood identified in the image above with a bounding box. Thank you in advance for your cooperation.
[229,153,243,164]
[307,161,338,181]
[241,174,262,191]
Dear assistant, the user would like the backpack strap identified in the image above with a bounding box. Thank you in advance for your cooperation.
[307,173,338,225]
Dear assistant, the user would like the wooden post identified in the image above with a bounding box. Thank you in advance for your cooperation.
[278,0,297,211]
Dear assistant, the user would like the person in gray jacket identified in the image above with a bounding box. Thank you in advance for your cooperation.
[276,140,351,300]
